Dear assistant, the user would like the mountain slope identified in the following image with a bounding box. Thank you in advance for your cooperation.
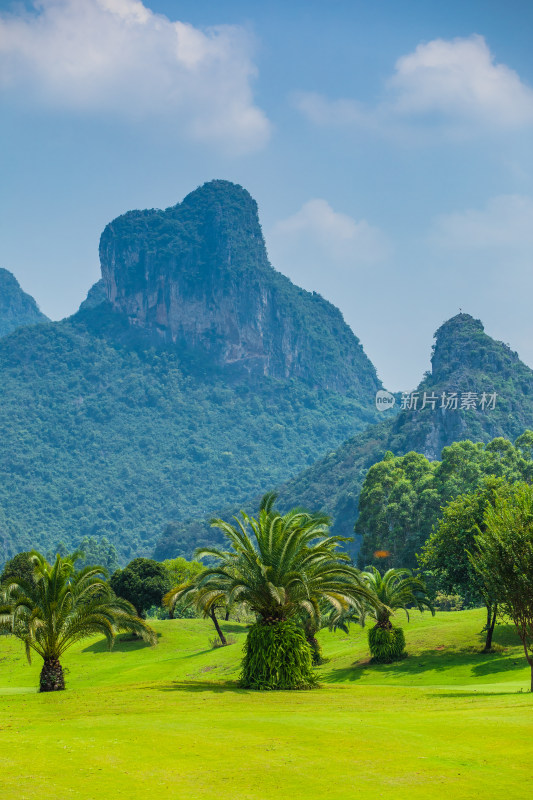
[79,279,106,311]
[274,313,533,541]
[0,181,382,564]
[0,269,48,337]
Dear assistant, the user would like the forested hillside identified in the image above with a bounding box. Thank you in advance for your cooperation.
[274,313,533,544]
[0,182,382,564]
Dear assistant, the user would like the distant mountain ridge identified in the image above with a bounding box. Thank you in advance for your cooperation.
[0,268,48,338]
[275,312,533,537]
[0,181,382,565]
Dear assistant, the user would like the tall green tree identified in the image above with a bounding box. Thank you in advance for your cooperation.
[355,451,439,569]
[76,536,119,574]
[110,558,170,618]
[357,433,533,569]
[0,550,156,691]
[474,483,533,691]
[168,493,379,689]
[1,551,35,588]
[419,477,511,651]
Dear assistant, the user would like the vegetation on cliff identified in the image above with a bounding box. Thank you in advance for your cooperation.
[0,268,48,338]
[273,313,533,546]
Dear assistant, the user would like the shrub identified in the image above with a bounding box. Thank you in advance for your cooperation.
[240,620,318,690]
[368,625,406,663]
[434,592,464,612]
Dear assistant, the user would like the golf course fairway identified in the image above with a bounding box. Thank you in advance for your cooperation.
[1,608,531,800]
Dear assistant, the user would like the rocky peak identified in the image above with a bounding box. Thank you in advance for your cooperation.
[98,180,381,395]
[430,312,521,385]
[390,312,532,460]
[0,268,48,338]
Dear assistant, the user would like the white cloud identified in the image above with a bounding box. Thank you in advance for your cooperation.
[430,194,533,250]
[296,35,533,137]
[0,0,270,153]
[390,35,533,128]
[271,199,389,266]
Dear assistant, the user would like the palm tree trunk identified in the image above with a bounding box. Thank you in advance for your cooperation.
[40,658,65,692]
[210,608,228,646]
[306,632,322,665]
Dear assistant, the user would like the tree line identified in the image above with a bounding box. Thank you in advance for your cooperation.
[2,432,533,692]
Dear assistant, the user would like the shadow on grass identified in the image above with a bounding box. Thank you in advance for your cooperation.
[82,632,162,654]
[322,624,525,684]
[433,689,530,698]
[220,623,249,634]
[157,680,247,694]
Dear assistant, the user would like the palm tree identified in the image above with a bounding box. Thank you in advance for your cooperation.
[361,566,434,662]
[166,493,380,688]
[0,550,157,691]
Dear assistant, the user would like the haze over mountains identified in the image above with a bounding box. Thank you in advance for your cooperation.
[1,181,532,567]
[0,181,382,564]
[156,312,533,559]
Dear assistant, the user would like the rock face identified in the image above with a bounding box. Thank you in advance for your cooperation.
[275,312,533,537]
[0,269,48,337]
[79,279,107,311]
[99,180,379,395]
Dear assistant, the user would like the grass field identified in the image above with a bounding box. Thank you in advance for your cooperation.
[1,608,531,799]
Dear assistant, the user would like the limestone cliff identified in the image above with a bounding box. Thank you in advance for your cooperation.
[273,312,533,539]
[99,180,380,395]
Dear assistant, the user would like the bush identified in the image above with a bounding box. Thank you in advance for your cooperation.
[368,625,406,663]
[434,592,464,612]
[240,619,318,690]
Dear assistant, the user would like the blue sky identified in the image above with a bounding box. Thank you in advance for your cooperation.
[0,0,532,390]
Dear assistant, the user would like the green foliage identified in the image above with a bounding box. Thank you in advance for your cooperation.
[331,566,432,660]
[167,493,379,688]
[278,314,533,549]
[158,557,203,618]
[368,625,406,663]
[474,483,533,684]
[361,566,434,627]
[357,434,533,569]
[110,558,170,617]
[162,556,203,588]
[0,268,48,338]
[76,536,119,574]
[433,592,464,612]
[240,619,317,690]
[1,551,35,588]
[0,549,156,690]
[0,306,377,565]
[174,492,377,626]
[419,476,512,606]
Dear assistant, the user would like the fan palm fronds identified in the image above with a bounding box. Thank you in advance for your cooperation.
[1,550,157,691]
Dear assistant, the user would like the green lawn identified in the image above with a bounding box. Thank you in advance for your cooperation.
[0,609,531,799]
